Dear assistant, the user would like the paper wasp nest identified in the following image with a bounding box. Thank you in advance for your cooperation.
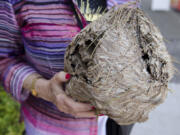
[64,3,174,125]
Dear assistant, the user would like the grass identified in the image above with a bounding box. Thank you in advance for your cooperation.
[0,86,24,135]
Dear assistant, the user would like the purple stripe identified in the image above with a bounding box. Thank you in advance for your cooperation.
[11,65,36,101]
[23,38,70,48]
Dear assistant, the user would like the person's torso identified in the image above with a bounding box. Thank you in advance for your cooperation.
[12,0,85,119]
[13,0,81,79]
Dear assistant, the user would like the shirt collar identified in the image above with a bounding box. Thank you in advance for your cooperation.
[71,0,88,27]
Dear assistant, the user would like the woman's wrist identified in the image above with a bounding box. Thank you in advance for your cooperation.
[23,73,42,92]
[35,78,54,102]
[23,73,53,101]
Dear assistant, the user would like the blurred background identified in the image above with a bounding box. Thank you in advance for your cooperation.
[132,0,180,135]
[0,0,180,135]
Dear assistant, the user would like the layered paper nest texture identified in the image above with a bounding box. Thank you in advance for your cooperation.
[64,3,174,125]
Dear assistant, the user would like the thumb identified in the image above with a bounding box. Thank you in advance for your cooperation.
[54,71,71,84]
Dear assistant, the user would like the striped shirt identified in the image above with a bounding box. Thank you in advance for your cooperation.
[0,0,137,135]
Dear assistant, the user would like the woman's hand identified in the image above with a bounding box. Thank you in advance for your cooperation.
[34,72,96,118]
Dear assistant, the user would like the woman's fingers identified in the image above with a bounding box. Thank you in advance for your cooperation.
[54,71,71,84]
[64,94,93,112]
[51,72,96,118]
[50,71,71,95]
[56,101,96,118]
[55,94,95,116]
[73,111,96,118]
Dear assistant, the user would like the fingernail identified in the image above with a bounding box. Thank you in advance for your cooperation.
[65,74,71,80]
[98,114,104,116]
[91,106,95,110]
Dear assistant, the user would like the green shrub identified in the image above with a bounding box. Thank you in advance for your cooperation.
[0,86,24,135]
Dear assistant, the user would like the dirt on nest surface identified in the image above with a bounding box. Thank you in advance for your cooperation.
[64,2,174,125]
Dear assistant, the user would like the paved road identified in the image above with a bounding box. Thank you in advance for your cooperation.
[132,83,180,135]
[132,1,180,135]
[141,0,180,83]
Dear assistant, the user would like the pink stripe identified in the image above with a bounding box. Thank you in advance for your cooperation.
[18,4,72,13]
[23,103,97,124]
[22,24,80,32]
[23,30,78,38]
[22,23,80,38]
[22,106,96,135]
[18,9,73,17]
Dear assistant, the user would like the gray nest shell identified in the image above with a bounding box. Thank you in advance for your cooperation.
[64,3,174,125]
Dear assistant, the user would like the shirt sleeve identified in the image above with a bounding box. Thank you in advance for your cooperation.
[107,0,139,9]
[0,1,38,102]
